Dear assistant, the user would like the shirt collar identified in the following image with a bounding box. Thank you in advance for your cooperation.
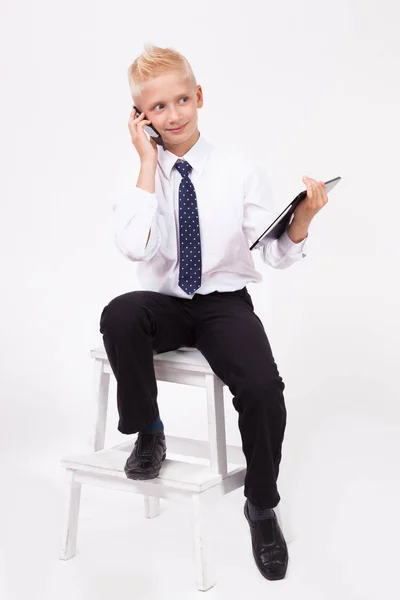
[157,132,214,181]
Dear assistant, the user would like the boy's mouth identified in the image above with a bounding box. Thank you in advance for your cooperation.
[167,123,187,133]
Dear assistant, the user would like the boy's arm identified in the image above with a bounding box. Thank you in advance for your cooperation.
[242,163,308,269]
[112,162,160,261]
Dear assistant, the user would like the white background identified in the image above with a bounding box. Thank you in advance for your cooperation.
[1,0,399,598]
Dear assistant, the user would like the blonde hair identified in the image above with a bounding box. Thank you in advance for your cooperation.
[127,42,197,103]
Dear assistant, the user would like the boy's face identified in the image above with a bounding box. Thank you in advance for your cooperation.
[134,70,203,151]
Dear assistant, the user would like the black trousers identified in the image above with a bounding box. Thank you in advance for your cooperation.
[99,286,287,508]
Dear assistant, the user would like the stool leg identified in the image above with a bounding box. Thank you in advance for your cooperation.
[59,469,81,560]
[192,491,217,591]
[91,359,110,451]
[144,496,160,518]
[205,374,228,477]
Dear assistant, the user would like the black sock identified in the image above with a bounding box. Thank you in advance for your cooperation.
[247,499,275,520]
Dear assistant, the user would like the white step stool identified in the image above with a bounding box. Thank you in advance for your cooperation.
[59,345,284,591]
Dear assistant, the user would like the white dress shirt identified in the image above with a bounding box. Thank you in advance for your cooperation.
[113,132,308,299]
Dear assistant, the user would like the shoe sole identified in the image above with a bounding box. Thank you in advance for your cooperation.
[125,451,167,480]
[243,502,288,581]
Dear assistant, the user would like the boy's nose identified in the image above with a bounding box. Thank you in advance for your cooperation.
[167,109,181,121]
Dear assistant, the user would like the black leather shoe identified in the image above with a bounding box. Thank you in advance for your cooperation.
[244,499,288,580]
[124,431,167,480]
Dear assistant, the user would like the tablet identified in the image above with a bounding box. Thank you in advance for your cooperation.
[250,176,342,250]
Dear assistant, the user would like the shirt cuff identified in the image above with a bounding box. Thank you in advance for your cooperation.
[113,187,157,221]
[113,188,158,260]
[277,228,308,255]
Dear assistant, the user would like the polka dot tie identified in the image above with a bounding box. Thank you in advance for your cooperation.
[174,159,202,295]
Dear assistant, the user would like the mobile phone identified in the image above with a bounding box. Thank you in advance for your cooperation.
[132,105,166,150]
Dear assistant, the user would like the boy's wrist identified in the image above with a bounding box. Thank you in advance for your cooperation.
[140,159,157,170]
[287,217,310,243]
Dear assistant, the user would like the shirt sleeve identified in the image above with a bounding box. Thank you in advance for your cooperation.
[112,186,161,261]
[242,163,308,269]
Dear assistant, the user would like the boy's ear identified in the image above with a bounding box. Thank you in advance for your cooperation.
[196,85,204,108]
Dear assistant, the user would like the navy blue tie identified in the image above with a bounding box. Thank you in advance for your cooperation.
[174,159,202,295]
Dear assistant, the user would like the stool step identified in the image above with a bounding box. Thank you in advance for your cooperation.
[61,442,245,494]
[117,434,246,466]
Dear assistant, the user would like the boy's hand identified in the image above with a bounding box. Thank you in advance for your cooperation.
[128,107,158,165]
[292,176,329,224]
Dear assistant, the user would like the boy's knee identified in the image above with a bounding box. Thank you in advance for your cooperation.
[99,291,148,333]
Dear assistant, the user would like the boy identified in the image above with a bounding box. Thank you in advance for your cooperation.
[99,43,328,581]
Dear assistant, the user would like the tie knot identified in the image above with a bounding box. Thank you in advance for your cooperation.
[174,159,192,178]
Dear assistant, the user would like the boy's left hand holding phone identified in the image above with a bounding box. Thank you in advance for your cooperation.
[128,107,159,165]
[131,105,165,150]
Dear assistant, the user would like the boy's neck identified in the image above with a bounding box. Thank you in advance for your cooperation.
[164,129,200,158]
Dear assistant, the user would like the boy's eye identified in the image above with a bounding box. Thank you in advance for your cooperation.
[153,97,188,111]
